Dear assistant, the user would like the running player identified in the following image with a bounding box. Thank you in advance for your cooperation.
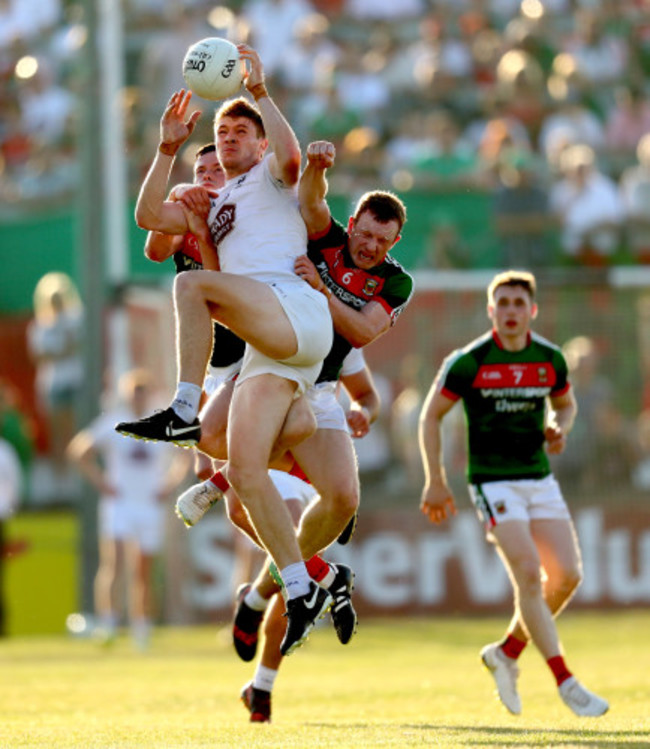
[116,44,334,655]
[418,270,609,717]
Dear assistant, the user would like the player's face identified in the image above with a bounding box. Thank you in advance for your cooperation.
[193,151,225,190]
[488,285,537,342]
[348,211,401,270]
[215,116,267,175]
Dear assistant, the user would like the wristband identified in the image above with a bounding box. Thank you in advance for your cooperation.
[159,142,179,156]
[249,82,268,101]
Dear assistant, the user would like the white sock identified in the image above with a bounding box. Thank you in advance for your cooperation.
[99,613,118,634]
[281,562,311,599]
[171,382,202,422]
[244,587,270,612]
[253,664,278,693]
[321,564,336,589]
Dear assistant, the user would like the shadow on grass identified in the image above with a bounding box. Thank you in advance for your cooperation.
[308,723,650,747]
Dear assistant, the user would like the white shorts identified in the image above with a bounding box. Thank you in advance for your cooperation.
[203,361,242,398]
[99,498,165,554]
[237,281,333,394]
[269,469,317,507]
[469,474,571,532]
[306,381,348,431]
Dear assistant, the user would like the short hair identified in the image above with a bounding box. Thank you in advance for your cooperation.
[214,97,265,138]
[195,143,216,159]
[353,190,407,233]
[487,270,536,305]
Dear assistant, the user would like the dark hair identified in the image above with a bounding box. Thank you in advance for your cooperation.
[488,270,537,304]
[214,97,265,138]
[195,143,216,158]
[354,191,407,233]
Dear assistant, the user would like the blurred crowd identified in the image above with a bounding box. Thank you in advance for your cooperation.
[3,0,650,266]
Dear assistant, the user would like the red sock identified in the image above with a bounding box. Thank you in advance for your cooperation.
[547,655,572,686]
[305,555,330,582]
[288,459,310,484]
[500,634,527,660]
[209,470,230,492]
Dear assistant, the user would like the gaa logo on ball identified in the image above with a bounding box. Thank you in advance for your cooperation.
[182,37,244,101]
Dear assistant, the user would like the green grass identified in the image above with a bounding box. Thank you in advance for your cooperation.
[0,612,648,748]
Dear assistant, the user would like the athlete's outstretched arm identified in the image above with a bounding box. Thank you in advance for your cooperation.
[239,45,301,187]
[135,90,200,233]
[298,141,334,236]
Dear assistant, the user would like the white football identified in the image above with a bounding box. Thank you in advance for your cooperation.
[182,37,244,101]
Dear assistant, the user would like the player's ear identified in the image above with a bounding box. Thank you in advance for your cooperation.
[531,302,538,319]
[391,234,402,247]
[347,216,355,234]
[487,303,494,320]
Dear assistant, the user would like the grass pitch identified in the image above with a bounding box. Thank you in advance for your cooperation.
[0,611,648,748]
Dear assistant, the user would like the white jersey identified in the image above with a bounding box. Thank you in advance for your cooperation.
[207,154,308,284]
[87,408,176,505]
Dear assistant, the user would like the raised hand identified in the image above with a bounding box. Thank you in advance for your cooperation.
[160,90,201,153]
[306,140,336,170]
[237,44,265,92]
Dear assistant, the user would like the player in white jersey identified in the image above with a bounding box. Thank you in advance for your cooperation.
[68,370,188,649]
[116,44,333,655]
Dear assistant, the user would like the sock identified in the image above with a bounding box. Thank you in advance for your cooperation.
[171,382,202,422]
[500,633,527,660]
[209,470,230,492]
[547,655,572,686]
[281,561,311,599]
[244,587,270,612]
[99,612,118,634]
[288,459,310,483]
[252,664,278,693]
[305,555,330,583]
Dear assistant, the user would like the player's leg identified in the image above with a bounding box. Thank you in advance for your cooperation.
[196,378,235,461]
[291,429,359,558]
[506,517,583,644]
[240,593,284,723]
[125,540,155,651]
[227,373,332,657]
[94,535,122,643]
[233,492,303,663]
[175,272,301,388]
[492,521,561,658]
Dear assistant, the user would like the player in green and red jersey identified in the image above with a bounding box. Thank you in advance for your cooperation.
[418,270,608,718]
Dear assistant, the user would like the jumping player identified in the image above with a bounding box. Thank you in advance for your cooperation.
[116,44,334,656]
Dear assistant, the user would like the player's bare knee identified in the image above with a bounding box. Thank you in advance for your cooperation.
[558,566,583,598]
[512,558,543,596]
[228,464,267,504]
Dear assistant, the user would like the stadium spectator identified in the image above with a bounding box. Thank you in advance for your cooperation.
[538,93,606,173]
[242,0,315,79]
[619,132,650,263]
[604,84,650,173]
[549,143,624,265]
[492,150,555,269]
[419,269,609,717]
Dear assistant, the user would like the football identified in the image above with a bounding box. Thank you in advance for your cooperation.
[182,37,244,101]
